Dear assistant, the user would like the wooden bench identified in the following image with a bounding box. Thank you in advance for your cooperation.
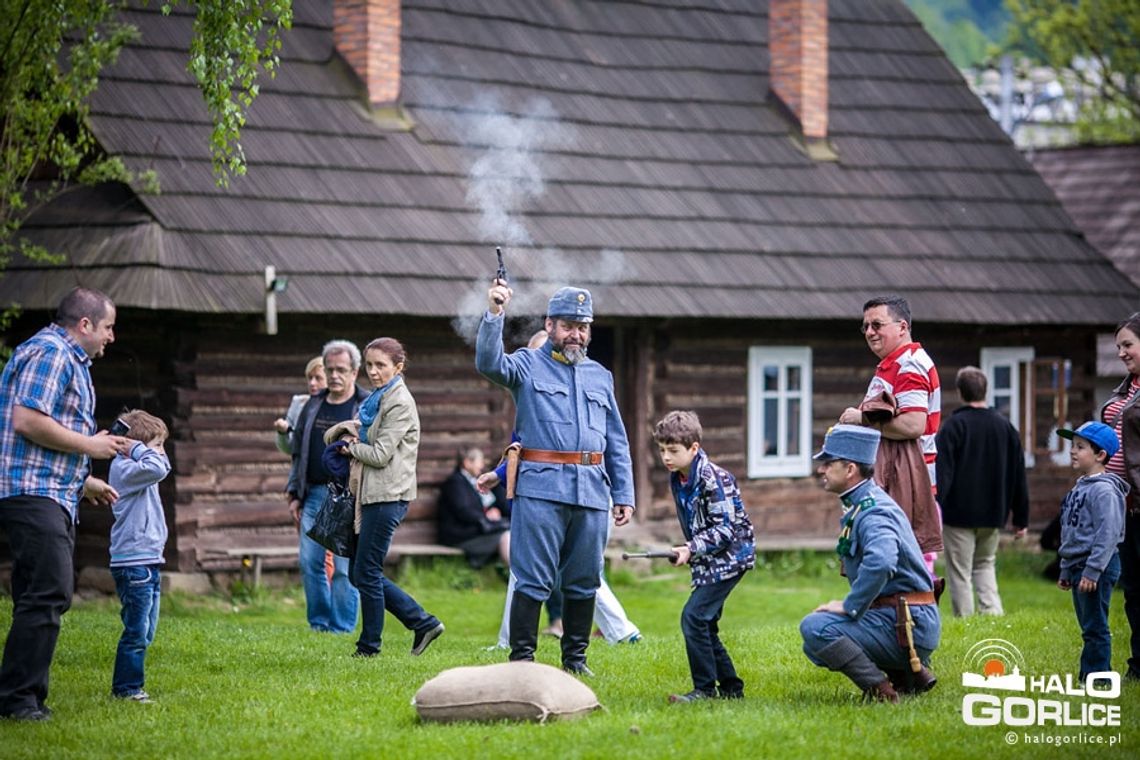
[385,543,464,572]
[224,546,299,589]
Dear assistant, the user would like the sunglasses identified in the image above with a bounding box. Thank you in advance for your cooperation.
[860,320,900,334]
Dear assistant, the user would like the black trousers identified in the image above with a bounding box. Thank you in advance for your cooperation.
[0,495,75,715]
[1121,509,1140,675]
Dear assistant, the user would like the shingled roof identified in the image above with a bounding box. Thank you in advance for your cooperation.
[1029,143,1140,290]
[7,0,1137,324]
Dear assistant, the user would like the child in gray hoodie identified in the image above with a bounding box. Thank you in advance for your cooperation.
[108,410,171,703]
[1056,421,1129,681]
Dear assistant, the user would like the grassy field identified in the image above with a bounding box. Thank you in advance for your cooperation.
[1,548,1137,759]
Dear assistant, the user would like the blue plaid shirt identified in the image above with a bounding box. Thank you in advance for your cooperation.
[0,324,95,521]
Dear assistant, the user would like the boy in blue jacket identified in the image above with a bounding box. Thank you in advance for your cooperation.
[653,410,755,703]
[108,410,172,703]
[1056,421,1129,681]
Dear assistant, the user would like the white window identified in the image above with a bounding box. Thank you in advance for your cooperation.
[980,347,1034,431]
[747,346,812,478]
[980,347,1070,467]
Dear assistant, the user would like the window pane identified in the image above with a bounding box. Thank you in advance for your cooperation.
[994,393,1012,418]
[763,365,778,392]
[787,365,801,392]
[764,399,778,455]
[786,398,801,455]
[994,365,1011,390]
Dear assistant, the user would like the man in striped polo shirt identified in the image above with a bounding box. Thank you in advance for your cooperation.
[839,294,943,573]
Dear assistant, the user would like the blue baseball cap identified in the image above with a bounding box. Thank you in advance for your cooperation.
[1057,421,1119,459]
[547,286,593,323]
[813,424,881,466]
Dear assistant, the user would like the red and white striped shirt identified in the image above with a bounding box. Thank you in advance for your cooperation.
[862,342,942,485]
[1104,375,1140,479]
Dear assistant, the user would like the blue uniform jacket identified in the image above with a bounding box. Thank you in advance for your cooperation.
[839,479,933,620]
[670,448,756,586]
[475,312,634,511]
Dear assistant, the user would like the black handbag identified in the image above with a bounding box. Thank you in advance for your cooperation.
[306,482,356,558]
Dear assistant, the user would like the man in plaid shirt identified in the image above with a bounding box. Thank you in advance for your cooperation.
[0,287,132,721]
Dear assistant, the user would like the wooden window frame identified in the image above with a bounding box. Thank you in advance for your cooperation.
[747,346,812,478]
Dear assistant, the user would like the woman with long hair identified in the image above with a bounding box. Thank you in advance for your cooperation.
[1100,312,1140,680]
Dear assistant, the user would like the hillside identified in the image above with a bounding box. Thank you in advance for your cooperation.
[904,0,1008,67]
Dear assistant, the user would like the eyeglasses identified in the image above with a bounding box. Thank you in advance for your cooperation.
[860,320,899,334]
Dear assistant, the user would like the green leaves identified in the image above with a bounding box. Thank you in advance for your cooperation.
[0,0,292,291]
[1006,0,1140,143]
[177,0,293,185]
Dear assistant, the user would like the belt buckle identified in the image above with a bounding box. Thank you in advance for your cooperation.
[580,451,591,465]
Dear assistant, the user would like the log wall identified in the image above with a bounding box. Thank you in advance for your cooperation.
[1,309,1101,572]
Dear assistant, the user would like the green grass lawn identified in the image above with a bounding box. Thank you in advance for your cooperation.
[1,548,1137,759]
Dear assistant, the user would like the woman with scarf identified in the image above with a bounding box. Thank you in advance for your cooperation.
[1101,312,1140,680]
[329,337,444,658]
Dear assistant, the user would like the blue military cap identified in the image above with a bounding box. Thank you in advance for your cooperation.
[547,286,593,323]
[813,424,881,466]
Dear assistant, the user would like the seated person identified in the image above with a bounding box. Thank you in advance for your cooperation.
[437,447,510,568]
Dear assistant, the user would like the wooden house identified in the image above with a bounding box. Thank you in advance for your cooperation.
[5,0,1137,574]
[1029,143,1140,397]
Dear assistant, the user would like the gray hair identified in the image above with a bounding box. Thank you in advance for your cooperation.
[322,339,362,370]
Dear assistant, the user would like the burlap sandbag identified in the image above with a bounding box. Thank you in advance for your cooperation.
[413,661,602,723]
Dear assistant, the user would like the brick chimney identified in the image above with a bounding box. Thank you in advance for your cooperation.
[768,0,828,141]
[334,0,401,107]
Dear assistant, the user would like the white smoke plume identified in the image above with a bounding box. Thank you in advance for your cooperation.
[463,94,569,247]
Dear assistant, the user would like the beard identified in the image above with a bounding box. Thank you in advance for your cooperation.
[552,340,588,365]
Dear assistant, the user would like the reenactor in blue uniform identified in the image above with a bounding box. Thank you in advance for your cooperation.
[800,425,941,702]
[476,283,635,675]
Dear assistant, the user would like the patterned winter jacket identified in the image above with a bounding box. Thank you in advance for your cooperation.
[670,448,756,586]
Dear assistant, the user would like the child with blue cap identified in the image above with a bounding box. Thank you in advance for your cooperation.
[1056,421,1129,682]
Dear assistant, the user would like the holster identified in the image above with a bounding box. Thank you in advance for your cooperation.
[504,442,522,499]
[895,597,922,673]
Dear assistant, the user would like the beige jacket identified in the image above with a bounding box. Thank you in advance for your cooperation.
[323,378,420,527]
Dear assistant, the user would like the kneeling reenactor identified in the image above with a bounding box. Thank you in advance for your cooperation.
[800,425,941,702]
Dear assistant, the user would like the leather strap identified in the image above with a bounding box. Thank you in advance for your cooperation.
[521,448,603,466]
[870,591,936,609]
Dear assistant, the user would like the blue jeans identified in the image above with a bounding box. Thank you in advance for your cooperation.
[350,501,439,655]
[1071,553,1121,679]
[111,565,161,697]
[300,485,358,632]
[682,574,745,694]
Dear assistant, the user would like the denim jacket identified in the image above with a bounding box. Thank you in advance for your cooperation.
[475,312,634,510]
[670,447,755,586]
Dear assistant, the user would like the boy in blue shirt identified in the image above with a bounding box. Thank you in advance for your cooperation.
[653,410,755,703]
[108,410,172,703]
[1056,421,1129,681]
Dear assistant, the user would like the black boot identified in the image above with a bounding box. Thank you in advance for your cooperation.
[815,637,897,703]
[560,595,596,676]
[509,593,543,662]
[885,666,937,694]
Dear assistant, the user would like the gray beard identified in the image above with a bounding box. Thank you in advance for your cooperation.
[561,345,587,365]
